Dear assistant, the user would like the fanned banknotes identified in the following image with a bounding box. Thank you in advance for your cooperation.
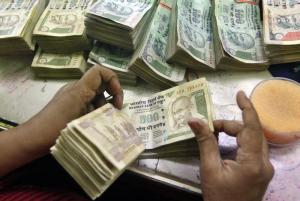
[31,48,87,78]
[0,0,46,55]
[33,0,94,53]
[263,0,300,64]
[129,0,186,89]
[123,78,214,149]
[85,0,158,50]
[167,0,216,71]
[213,0,269,70]
[88,41,137,85]
[51,103,144,200]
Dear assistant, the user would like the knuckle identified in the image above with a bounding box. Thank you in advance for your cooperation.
[265,162,275,180]
[248,164,264,177]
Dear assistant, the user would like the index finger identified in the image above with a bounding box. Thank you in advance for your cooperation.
[98,66,124,110]
[79,65,123,109]
[236,91,264,157]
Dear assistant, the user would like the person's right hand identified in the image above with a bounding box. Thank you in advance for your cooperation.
[188,91,274,201]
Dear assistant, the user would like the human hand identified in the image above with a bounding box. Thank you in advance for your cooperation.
[22,65,123,155]
[188,91,274,201]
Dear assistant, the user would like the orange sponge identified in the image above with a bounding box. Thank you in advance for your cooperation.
[251,79,300,145]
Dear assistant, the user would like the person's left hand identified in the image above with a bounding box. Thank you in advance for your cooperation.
[22,65,123,155]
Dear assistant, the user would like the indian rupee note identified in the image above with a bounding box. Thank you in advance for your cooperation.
[177,0,215,68]
[87,0,156,29]
[214,0,267,63]
[122,78,214,149]
[0,0,39,38]
[70,103,145,171]
[89,43,133,73]
[32,48,85,69]
[34,0,93,37]
[140,0,186,82]
[263,0,300,45]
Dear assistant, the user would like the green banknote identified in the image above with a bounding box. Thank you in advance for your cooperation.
[87,0,155,29]
[214,0,267,63]
[177,0,215,68]
[89,42,133,73]
[129,0,186,88]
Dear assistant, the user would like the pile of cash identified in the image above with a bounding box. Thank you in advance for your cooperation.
[166,0,215,71]
[213,0,269,70]
[123,78,214,156]
[263,0,300,64]
[31,48,88,78]
[129,0,186,89]
[88,42,137,85]
[33,0,93,53]
[0,0,46,55]
[85,0,158,50]
[51,103,144,200]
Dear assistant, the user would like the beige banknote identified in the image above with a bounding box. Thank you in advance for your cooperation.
[70,103,145,171]
[122,78,214,149]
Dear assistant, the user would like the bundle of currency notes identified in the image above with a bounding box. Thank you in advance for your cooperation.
[85,0,158,50]
[88,41,137,85]
[263,0,300,64]
[140,139,199,158]
[33,0,94,53]
[129,0,186,89]
[0,0,46,55]
[51,103,144,200]
[123,78,214,150]
[212,0,269,70]
[31,48,87,78]
[166,0,216,71]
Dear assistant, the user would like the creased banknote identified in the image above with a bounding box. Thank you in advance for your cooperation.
[70,104,145,171]
[87,0,155,29]
[263,0,300,45]
[214,0,267,63]
[177,0,215,68]
[123,78,214,149]
[34,0,93,37]
[138,0,186,83]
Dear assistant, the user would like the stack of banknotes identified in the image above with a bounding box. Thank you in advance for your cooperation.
[51,103,145,200]
[263,0,300,64]
[51,78,213,199]
[88,42,137,85]
[123,78,214,157]
[212,0,269,70]
[0,0,46,55]
[129,0,186,88]
[166,0,216,71]
[33,0,93,53]
[31,48,88,78]
[31,0,93,78]
[85,0,158,50]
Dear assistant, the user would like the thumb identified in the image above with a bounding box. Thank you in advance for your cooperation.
[188,118,221,171]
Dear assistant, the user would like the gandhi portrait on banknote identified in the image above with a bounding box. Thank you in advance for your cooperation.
[227,31,255,50]
[170,96,206,130]
[182,23,205,49]
[104,2,134,16]
[50,14,77,26]
[0,15,19,35]
[275,13,300,30]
